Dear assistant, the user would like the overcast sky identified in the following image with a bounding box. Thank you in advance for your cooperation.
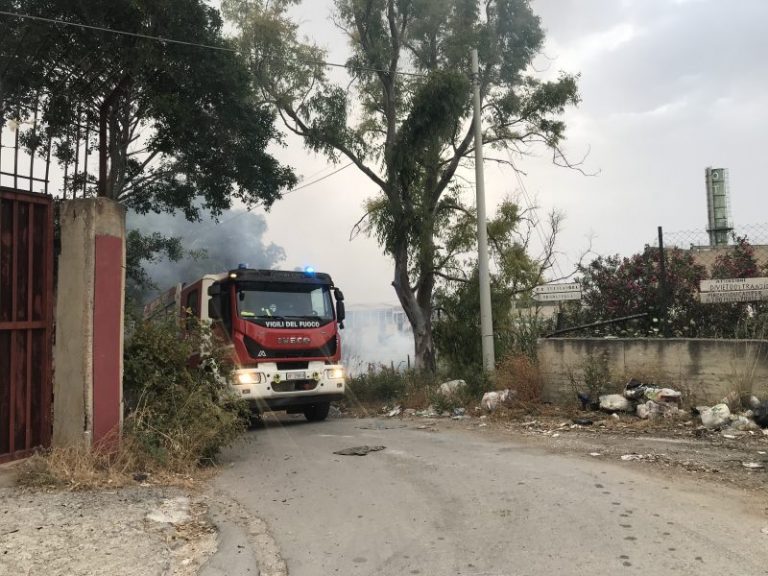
[5,1,761,306]
[255,0,768,305]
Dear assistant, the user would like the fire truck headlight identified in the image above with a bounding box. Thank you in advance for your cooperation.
[237,372,262,385]
[325,368,345,380]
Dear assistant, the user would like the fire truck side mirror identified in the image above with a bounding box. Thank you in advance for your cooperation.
[336,300,346,325]
[208,298,221,320]
[334,288,344,301]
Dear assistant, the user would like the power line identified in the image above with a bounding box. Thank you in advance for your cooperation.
[508,155,566,280]
[0,10,237,53]
[177,162,356,241]
[284,162,353,194]
[0,10,428,78]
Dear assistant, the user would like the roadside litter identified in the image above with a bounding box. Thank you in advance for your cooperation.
[438,379,466,396]
[481,389,515,412]
[620,453,666,462]
[415,406,440,418]
[577,377,768,432]
[621,454,644,461]
[699,404,731,429]
[386,406,402,418]
[572,418,593,426]
[599,394,633,413]
[333,445,386,456]
[754,401,768,428]
[695,393,768,431]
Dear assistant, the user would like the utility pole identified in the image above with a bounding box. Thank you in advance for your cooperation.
[471,49,495,372]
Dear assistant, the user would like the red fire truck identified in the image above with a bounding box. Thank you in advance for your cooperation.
[145,267,347,421]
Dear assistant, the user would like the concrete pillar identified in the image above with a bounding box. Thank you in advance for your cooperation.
[53,198,125,449]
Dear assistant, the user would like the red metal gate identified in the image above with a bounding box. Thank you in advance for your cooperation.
[0,187,54,463]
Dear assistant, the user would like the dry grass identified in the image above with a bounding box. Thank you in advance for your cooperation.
[15,437,213,491]
[495,354,543,404]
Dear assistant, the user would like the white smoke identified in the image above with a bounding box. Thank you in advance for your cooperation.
[341,305,414,374]
[127,208,285,297]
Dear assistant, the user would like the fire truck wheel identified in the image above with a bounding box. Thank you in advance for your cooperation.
[303,402,330,422]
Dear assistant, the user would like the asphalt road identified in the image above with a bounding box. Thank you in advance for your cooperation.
[213,416,767,576]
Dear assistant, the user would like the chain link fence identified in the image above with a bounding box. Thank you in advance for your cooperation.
[658,224,768,272]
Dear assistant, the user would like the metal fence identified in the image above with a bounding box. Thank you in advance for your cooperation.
[658,224,768,272]
[0,187,54,462]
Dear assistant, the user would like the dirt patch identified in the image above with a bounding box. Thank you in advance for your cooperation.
[0,485,217,576]
[491,414,768,491]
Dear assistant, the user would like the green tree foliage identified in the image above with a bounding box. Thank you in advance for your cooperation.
[225,0,580,371]
[0,0,296,216]
[126,231,184,294]
[711,235,760,279]
[561,237,768,338]
[575,246,707,337]
[707,235,768,338]
[433,200,560,370]
[123,318,249,467]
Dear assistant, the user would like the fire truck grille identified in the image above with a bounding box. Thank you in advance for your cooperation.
[272,380,318,393]
[244,335,338,360]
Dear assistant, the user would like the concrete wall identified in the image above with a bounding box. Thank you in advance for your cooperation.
[53,199,125,448]
[538,338,768,405]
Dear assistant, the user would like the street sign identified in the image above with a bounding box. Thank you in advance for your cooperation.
[532,282,582,302]
[700,277,768,293]
[532,291,582,302]
[532,282,581,295]
[699,289,768,304]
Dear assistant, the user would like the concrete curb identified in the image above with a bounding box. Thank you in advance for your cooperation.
[200,502,260,576]
[202,490,287,576]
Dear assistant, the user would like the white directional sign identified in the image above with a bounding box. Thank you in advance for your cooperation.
[532,291,582,302]
[699,289,768,304]
[700,277,768,293]
[532,282,581,294]
[532,282,582,302]
[699,277,768,304]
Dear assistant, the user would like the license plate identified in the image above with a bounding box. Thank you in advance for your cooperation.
[285,371,306,380]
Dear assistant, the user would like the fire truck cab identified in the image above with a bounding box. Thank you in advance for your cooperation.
[150,267,347,422]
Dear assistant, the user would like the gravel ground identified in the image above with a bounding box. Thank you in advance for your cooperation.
[0,485,217,576]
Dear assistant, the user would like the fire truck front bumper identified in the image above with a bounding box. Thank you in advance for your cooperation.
[231,363,346,412]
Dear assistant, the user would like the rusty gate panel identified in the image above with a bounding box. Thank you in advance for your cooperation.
[0,186,53,463]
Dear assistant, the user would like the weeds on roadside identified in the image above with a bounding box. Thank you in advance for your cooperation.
[495,354,543,404]
[345,368,434,410]
[345,363,499,413]
[568,351,612,402]
[18,318,249,490]
[123,318,249,469]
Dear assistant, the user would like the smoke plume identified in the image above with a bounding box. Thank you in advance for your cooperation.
[127,208,285,297]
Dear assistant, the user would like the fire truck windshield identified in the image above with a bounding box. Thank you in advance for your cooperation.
[236,282,334,321]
